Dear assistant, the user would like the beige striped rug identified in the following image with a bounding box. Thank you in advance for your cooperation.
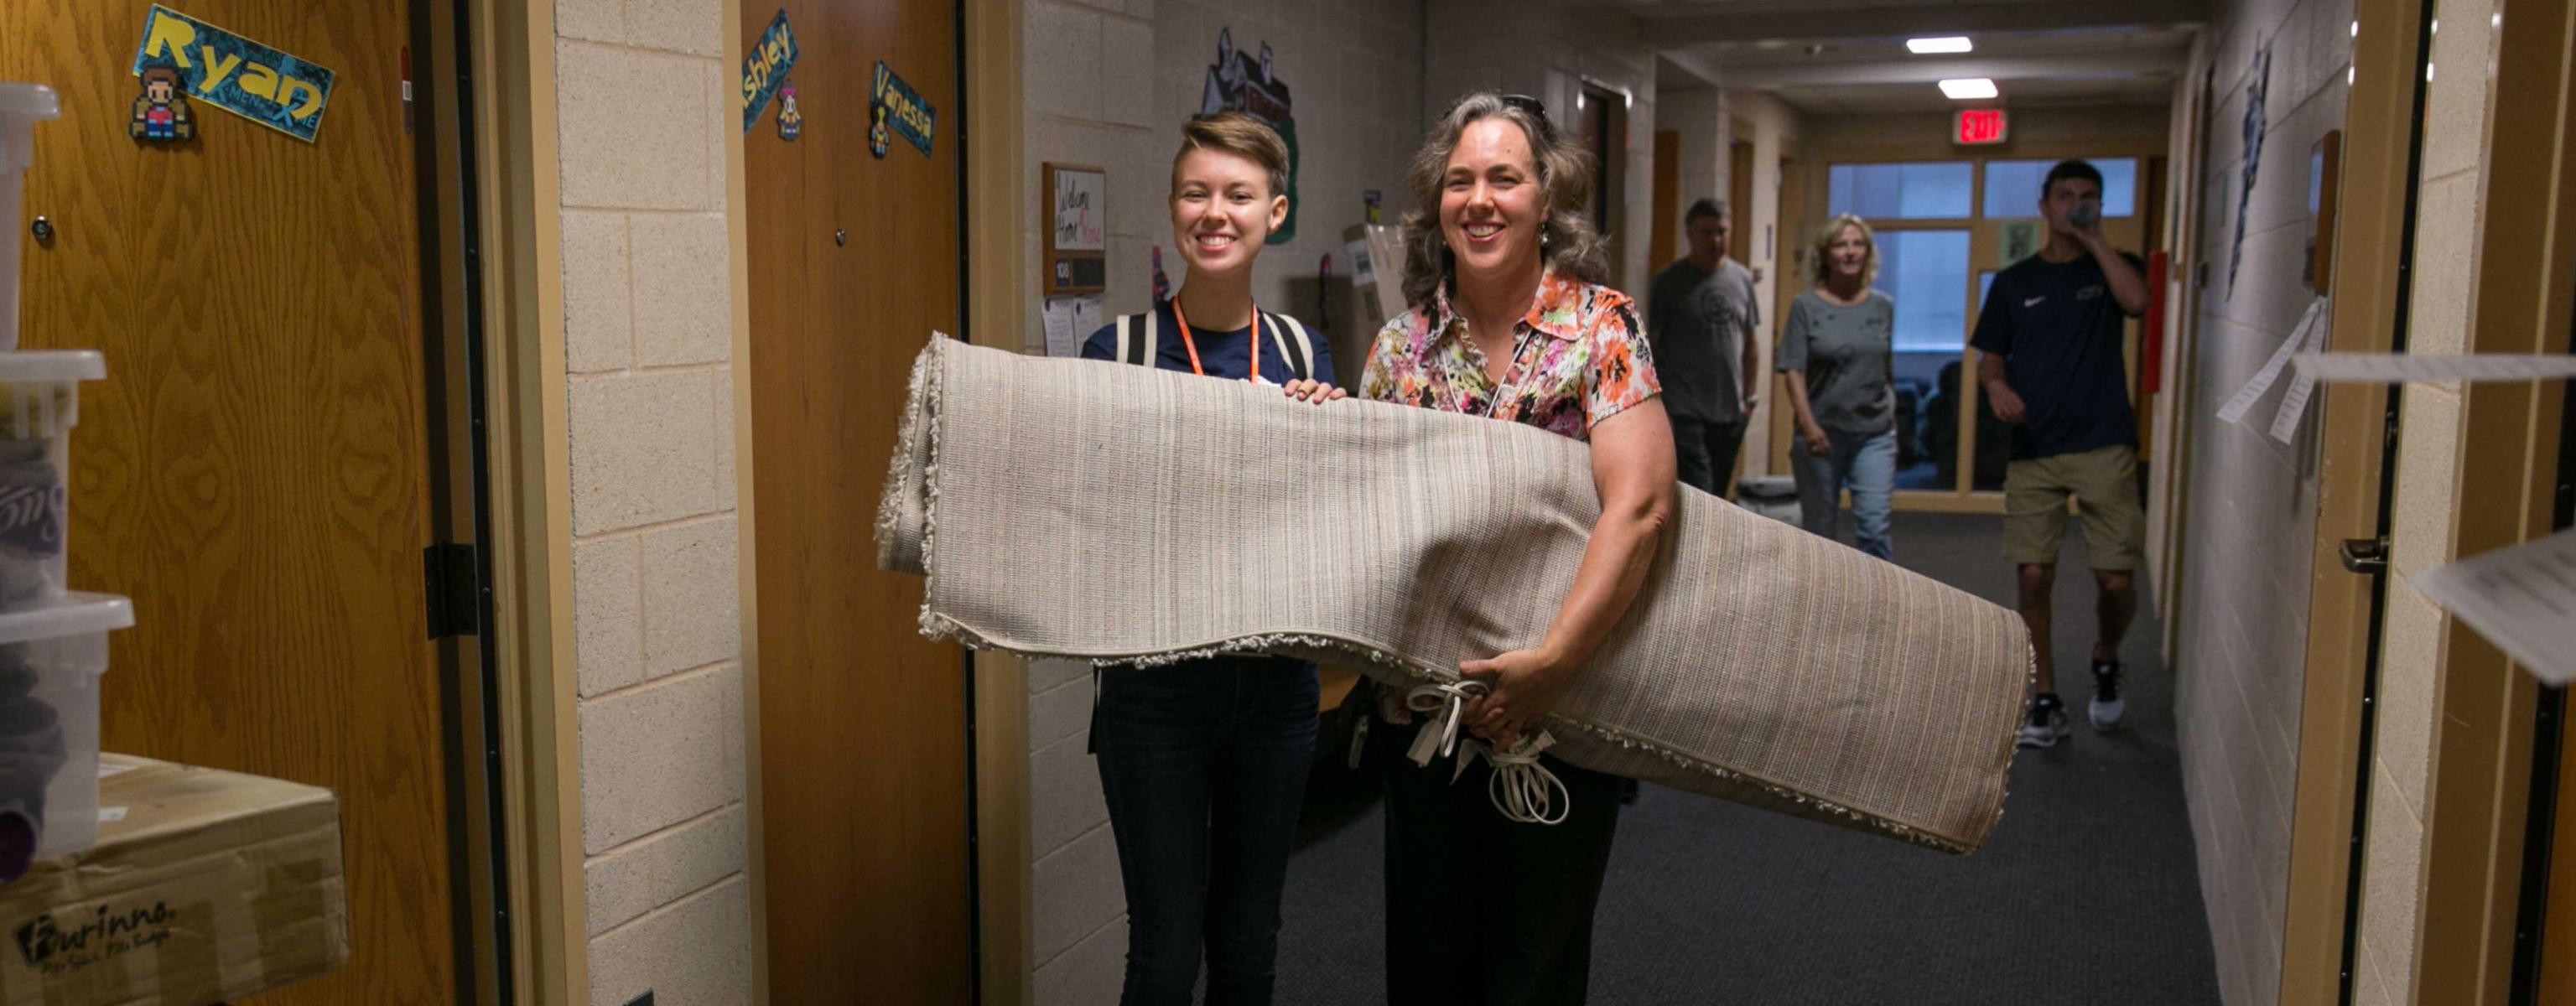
[878,335,2032,853]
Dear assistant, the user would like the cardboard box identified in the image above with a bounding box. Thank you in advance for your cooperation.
[0,754,347,1004]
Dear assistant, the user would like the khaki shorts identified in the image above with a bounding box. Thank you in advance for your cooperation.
[2002,444,2145,570]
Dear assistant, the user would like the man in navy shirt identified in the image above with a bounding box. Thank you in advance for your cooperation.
[1971,160,2151,749]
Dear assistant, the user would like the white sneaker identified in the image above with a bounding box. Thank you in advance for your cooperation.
[2090,661,2127,729]
[2018,694,2070,749]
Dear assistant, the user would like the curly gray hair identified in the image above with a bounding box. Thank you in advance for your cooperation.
[1398,92,1611,310]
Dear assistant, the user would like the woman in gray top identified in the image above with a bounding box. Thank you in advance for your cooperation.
[1777,213,1897,559]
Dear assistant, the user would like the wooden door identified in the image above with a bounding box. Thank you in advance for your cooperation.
[1,3,453,1003]
[1768,156,1804,476]
[743,0,970,1001]
[2538,705,2576,1003]
[1649,130,1677,269]
[1727,136,1753,264]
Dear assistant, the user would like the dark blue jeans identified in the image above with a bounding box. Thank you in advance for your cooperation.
[1093,658,1318,1006]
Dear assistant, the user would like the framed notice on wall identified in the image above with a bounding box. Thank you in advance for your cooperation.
[1044,163,1107,295]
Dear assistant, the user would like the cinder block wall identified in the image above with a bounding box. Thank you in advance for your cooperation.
[553,0,753,1002]
[2167,0,2353,1002]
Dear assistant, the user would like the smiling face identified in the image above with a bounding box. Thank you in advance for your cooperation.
[1169,147,1285,281]
[1439,117,1549,285]
[1827,224,1871,282]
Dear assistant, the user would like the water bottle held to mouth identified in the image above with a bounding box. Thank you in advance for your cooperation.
[2069,204,2100,231]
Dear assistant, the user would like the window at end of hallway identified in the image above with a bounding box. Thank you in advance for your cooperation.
[1828,163,1976,220]
[1980,158,2138,218]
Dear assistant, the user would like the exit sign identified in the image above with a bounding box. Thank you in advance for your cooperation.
[1955,108,2009,145]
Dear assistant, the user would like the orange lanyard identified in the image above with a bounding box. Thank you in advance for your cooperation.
[1171,299,1260,383]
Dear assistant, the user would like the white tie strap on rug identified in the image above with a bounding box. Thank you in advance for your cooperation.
[877,335,2033,853]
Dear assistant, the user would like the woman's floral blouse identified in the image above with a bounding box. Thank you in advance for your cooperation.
[1359,269,1660,443]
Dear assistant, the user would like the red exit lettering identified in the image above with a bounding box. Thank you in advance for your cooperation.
[1955,108,2008,145]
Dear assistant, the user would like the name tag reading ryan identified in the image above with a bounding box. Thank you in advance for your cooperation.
[129,5,336,143]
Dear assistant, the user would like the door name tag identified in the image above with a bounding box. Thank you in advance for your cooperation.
[871,61,935,158]
[129,5,336,142]
[740,9,799,134]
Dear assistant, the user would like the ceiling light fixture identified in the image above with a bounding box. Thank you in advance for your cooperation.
[1939,78,1999,100]
[1906,36,1973,54]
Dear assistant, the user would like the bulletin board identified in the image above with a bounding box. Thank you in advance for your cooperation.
[1043,163,1106,295]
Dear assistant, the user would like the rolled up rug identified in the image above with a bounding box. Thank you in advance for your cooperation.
[877,335,2032,853]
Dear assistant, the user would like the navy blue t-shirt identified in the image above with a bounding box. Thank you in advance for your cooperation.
[1080,299,1337,387]
[1970,252,2143,460]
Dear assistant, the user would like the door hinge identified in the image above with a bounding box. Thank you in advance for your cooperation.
[423,543,480,638]
[2340,536,2391,575]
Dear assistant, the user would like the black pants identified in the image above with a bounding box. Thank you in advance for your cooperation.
[1094,661,1318,1006]
[1375,716,1623,1006]
[1673,414,1749,498]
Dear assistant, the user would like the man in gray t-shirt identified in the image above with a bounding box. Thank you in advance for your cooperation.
[1647,198,1763,497]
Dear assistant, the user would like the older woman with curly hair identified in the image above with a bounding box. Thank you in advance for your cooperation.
[1358,91,1675,1006]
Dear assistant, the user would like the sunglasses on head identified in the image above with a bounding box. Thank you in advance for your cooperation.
[1493,93,1558,143]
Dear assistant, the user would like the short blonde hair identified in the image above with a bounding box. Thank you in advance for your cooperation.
[1807,213,1880,287]
[1171,111,1290,199]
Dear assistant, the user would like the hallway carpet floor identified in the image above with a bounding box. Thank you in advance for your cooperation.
[1272,511,2224,1005]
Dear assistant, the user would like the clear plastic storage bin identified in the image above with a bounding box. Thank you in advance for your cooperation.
[0,351,101,612]
[0,83,60,353]
[0,593,130,882]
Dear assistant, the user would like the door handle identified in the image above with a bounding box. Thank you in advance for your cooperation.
[2340,536,2389,574]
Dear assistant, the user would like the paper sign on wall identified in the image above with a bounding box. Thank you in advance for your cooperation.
[2411,527,2576,685]
[1041,296,1102,358]
[2291,353,2576,384]
[2215,298,2324,426]
[1072,298,1100,350]
[129,5,336,142]
[1052,168,1105,252]
[740,10,798,134]
[1997,220,2041,268]
[1041,298,1077,359]
[2266,298,2333,443]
